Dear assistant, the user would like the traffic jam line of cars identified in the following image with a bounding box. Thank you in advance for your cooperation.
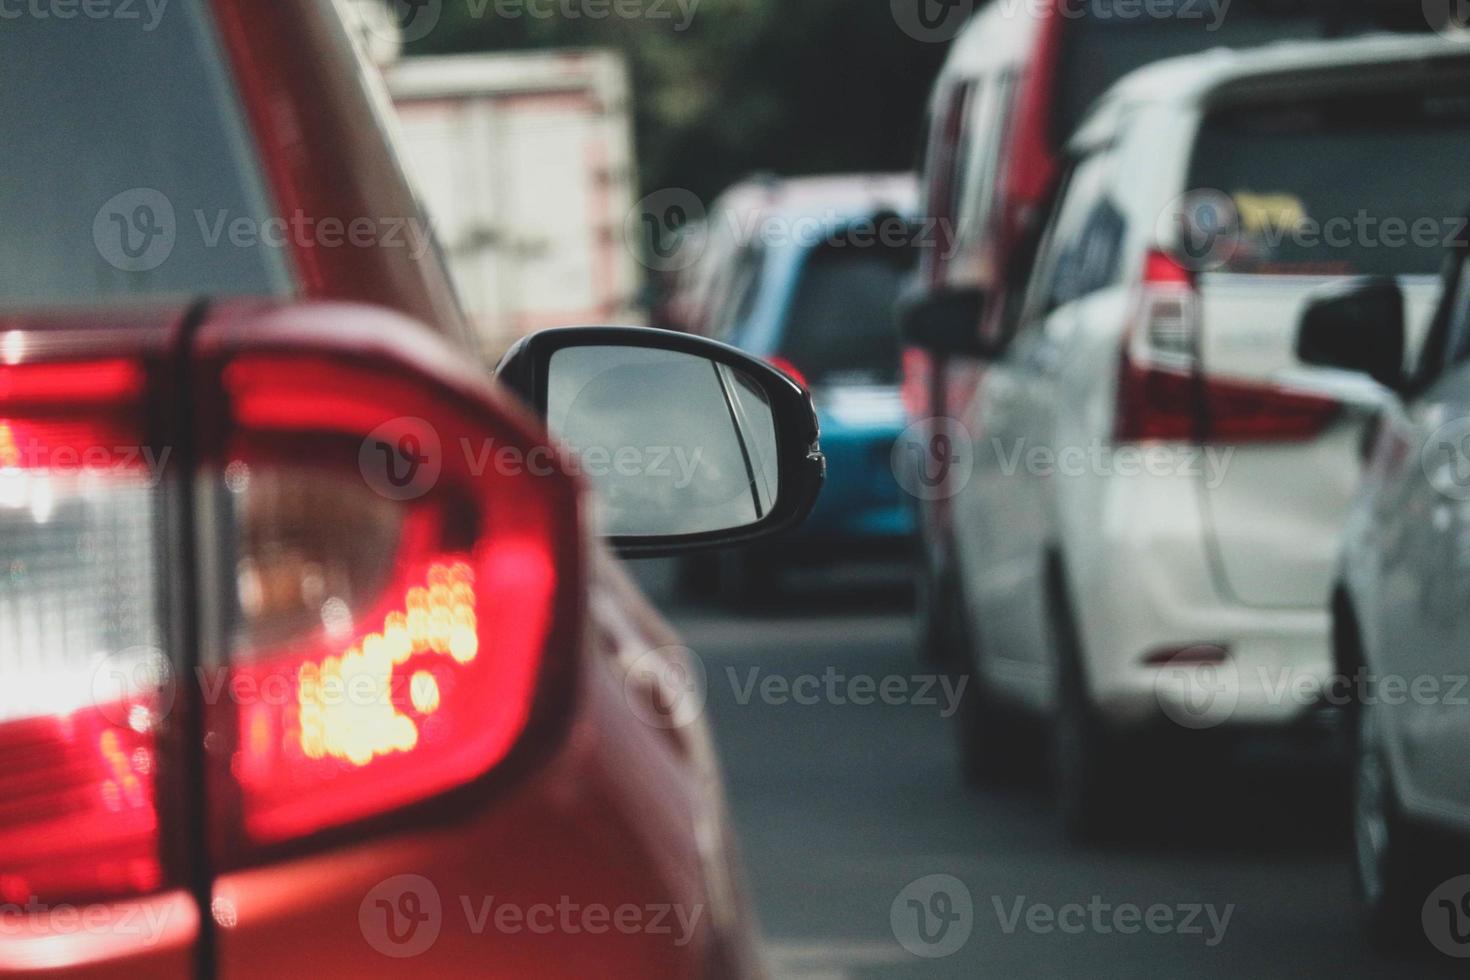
[891,3,1470,958]
[661,0,1470,964]
[5,0,1470,977]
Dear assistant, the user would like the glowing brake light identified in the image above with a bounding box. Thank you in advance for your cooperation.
[196,332,580,856]
[0,308,585,904]
[0,354,174,905]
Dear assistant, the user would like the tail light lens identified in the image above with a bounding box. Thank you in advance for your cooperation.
[0,305,585,902]
[1115,252,1340,444]
[193,311,582,860]
[0,358,176,905]
[1114,252,1202,443]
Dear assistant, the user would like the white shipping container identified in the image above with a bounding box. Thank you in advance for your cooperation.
[386,50,641,360]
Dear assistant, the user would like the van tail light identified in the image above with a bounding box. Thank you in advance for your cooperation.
[192,305,583,861]
[1114,252,1204,443]
[1114,252,1340,445]
[0,356,179,906]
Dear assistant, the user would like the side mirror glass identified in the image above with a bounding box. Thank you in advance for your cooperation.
[495,327,824,557]
[1296,276,1406,391]
[896,284,993,358]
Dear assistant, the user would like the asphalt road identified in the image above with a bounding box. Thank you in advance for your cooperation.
[631,560,1465,980]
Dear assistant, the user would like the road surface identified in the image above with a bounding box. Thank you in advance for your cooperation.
[633,561,1464,979]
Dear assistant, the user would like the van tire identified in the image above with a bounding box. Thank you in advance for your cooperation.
[1048,574,1123,844]
[945,570,1035,786]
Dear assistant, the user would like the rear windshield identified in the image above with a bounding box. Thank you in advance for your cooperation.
[1052,1,1394,144]
[1187,90,1470,277]
[0,7,290,310]
[778,237,914,386]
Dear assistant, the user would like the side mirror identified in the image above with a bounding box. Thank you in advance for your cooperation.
[1296,276,1406,391]
[896,284,993,358]
[496,326,825,558]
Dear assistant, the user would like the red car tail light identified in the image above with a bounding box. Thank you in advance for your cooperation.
[0,357,176,905]
[191,308,583,860]
[1115,252,1340,445]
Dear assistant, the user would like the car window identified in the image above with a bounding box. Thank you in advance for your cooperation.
[777,235,915,386]
[1051,1,1387,146]
[919,80,976,279]
[1187,90,1470,278]
[1444,255,1470,368]
[0,7,291,310]
[1022,150,1123,322]
[710,245,766,341]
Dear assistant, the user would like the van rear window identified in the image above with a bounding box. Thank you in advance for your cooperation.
[1052,1,1392,145]
[1186,91,1470,277]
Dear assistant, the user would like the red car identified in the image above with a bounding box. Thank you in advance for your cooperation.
[0,3,821,977]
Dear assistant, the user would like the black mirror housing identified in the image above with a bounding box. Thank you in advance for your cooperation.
[897,284,993,359]
[1296,276,1406,391]
[495,326,825,559]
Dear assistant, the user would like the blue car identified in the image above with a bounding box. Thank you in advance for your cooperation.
[680,174,918,598]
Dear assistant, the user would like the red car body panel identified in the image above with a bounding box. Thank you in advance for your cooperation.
[0,2,764,977]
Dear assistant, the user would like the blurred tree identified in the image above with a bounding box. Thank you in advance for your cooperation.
[405,0,950,202]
